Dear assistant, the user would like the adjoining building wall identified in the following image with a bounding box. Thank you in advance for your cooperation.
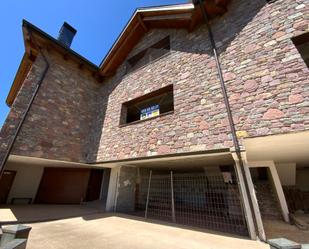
[0,51,100,163]
[296,168,309,191]
[276,163,296,186]
[95,0,309,162]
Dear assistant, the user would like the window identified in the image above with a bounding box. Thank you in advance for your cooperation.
[120,85,174,125]
[126,36,170,73]
[292,32,309,68]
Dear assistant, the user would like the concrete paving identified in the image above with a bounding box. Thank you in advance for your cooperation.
[264,219,309,244]
[25,213,270,249]
[0,205,101,224]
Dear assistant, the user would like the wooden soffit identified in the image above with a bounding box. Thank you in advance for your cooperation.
[99,0,231,76]
[6,20,100,107]
[6,1,231,107]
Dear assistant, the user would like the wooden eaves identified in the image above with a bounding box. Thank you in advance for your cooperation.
[6,0,230,107]
[99,0,230,76]
[6,20,100,107]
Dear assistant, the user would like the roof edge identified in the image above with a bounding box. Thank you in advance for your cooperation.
[22,20,99,70]
[99,2,195,69]
[6,20,101,107]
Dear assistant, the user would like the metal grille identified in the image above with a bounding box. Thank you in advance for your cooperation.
[134,168,248,236]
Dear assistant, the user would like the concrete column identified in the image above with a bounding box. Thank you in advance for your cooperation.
[268,161,290,223]
[105,166,120,212]
[232,153,260,240]
[115,166,137,213]
[241,159,266,241]
[100,168,111,203]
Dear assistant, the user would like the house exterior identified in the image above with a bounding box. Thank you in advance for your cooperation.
[0,0,308,241]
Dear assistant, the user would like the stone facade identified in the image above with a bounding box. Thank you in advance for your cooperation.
[95,0,309,161]
[0,52,100,163]
[0,0,308,164]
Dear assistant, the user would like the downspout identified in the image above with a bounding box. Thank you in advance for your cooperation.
[0,31,50,179]
[193,0,264,240]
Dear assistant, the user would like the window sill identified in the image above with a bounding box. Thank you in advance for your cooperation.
[119,110,174,128]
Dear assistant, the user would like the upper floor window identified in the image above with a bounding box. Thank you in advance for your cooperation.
[292,32,309,68]
[125,36,170,74]
[120,85,174,125]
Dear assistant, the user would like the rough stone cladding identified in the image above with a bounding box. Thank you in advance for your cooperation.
[94,0,309,162]
[1,0,308,164]
[0,52,100,163]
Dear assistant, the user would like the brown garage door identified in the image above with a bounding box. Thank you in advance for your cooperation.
[35,168,90,204]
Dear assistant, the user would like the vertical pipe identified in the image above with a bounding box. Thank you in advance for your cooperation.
[170,171,176,222]
[145,170,152,218]
[0,43,49,179]
[195,0,260,239]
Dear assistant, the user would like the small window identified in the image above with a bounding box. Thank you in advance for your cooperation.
[120,85,174,125]
[126,36,170,73]
[292,32,309,68]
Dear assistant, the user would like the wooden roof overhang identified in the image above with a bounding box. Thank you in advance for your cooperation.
[6,20,100,106]
[99,0,230,76]
[6,0,230,107]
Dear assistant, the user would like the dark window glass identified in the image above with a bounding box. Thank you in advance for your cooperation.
[120,85,174,125]
[292,32,309,68]
[126,36,170,73]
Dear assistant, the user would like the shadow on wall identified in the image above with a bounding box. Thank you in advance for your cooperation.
[85,76,119,163]
[86,0,267,162]
[172,0,267,57]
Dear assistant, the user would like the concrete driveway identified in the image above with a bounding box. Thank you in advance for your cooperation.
[26,213,269,249]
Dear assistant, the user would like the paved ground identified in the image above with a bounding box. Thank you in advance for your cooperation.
[25,213,270,249]
[264,219,309,244]
[0,205,101,224]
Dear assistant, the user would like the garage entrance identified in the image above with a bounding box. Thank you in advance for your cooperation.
[134,168,248,236]
[0,170,16,204]
[35,168,104,204]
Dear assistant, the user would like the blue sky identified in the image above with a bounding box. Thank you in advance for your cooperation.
[0,0,186,127]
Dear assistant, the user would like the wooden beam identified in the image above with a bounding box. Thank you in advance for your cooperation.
[143,13,192,21]
[78,63,84,70]
[188,9,200,32]
[63,53,69,60]
[137,14,148,32]
[101,22,143,75]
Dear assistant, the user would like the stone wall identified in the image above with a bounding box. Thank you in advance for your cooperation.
[0,51,100,163]
[1,0,308,164]
[94,0,309,162]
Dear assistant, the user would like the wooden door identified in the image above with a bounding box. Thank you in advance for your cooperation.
[35,168,90,204]
[0,170,16,204]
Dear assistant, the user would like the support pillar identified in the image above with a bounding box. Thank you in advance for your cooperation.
[268,162,290,222]
[105,166,120,212]
[232,152,265,240]
[114,166,137,213]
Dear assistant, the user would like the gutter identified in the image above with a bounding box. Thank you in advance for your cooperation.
[193,0,264,241]
[0,30,50,179]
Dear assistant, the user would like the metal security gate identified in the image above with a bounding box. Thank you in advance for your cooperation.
[135,167,248,236]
